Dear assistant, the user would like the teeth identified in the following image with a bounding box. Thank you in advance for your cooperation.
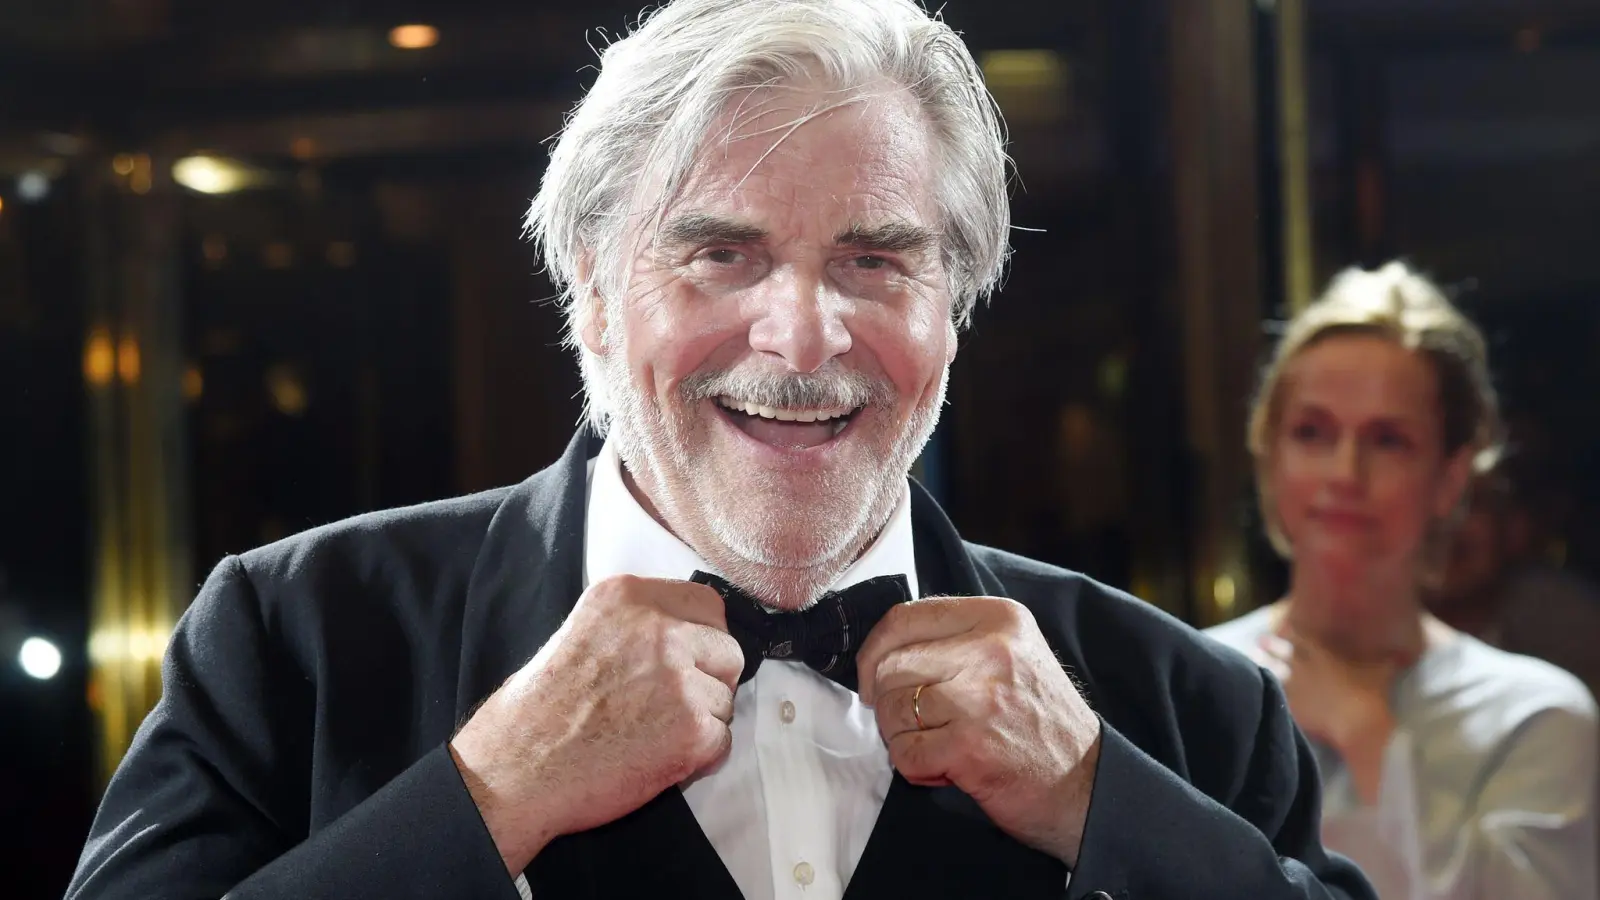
[717,396,855,423]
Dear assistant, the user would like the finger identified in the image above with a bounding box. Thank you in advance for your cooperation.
[1257,633,1295,663]
[866,637,965,702]
[857,597,989,703]
[875,681,955,741]
[1249,649,1289,683]
[886,728,956,788]
[653,580,731,633]
[685,667,736,724]
[684,710,734,779]
[687,624,745,691]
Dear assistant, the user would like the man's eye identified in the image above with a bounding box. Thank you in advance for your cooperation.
[703,248,744,265]
[852,255,888,270]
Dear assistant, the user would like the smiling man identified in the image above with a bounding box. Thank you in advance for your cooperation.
[67,2,1375,899]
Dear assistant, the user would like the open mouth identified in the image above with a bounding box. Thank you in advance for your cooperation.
[714,396,861,449]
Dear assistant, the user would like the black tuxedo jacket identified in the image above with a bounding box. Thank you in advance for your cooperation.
[67,431,1375,900]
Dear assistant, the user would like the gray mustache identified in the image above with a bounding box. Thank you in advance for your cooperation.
[681,367,890,411]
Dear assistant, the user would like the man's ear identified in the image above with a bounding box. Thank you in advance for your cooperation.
[575,252,608,355]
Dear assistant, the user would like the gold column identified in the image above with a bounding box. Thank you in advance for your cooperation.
[1276,0,1316,314]
[85,151,194,786]
[1169,0,1265,627]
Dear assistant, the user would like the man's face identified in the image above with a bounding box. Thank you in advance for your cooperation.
[588,80,956,607]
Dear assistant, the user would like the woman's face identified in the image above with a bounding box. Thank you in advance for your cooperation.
[1268,335,1473,587]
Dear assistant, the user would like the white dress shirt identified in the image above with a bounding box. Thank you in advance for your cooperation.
[514,438,915,900]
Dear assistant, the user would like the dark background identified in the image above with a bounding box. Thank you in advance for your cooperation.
[2,0,1597,895]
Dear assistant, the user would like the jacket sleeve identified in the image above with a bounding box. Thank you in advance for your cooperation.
[1067,670,1378,900]
[64,556,523,900]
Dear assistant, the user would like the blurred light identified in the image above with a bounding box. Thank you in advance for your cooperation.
[17,171,50,202]
[202,234,228,266]
[129,154,153,195]
[389,24,440,50]
[172,155,260,195]
[290,137,318,161]
[112,154,136,176]
[980,49,1070,124]
[88,627,170,664]
[1097,354,1128,400]
[0,195,5,217]
[84,328,115,387]
[262,242,296,269]
[1515,27,1542,53]
[117,335,142,385]
[1213,574,1237,616]
[326,241,357,268]
[981,49,1067,90]
[266,364,309,416]
[19,637,61,680]
[183,364,204,402]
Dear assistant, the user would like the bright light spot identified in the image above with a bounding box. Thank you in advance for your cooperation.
[17,171,50,202]
[266,364,309,416]
[981,49,1067,90]
[84,328,115,387]
[129,154,153,195]
[87,627,170,663]
[389,24,439,50]
[117,335,141,385]
[173,155,258,195]
[1213,574,1238,615]
[19,637,62,680]
[112,154,137,176]
[127,631,154,661]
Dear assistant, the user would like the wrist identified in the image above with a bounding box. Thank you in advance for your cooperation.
[1044,721,1103,867]
[449,730,561,875]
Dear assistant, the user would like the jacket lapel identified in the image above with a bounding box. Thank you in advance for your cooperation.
[842,481,1071,898]
[454,428,740,900]
[455,427,596,714]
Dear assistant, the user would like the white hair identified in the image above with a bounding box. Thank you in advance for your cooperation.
[525,0,1012,433]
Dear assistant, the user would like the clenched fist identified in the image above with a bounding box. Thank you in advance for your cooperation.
[856,596,1103,866]
[449,575,743,873]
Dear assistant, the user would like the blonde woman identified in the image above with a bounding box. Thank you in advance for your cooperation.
[1208,262,1598,900]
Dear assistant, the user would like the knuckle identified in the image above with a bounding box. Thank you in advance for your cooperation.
[589,573,641,603]
[992,596,1030,628]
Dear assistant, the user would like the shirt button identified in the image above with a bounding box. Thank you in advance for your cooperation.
[793,861,815,887]
[779,700,796,724]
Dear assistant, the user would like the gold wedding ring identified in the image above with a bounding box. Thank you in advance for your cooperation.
[912,683,927,730]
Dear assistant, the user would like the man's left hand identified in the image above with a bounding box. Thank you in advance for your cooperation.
[856,596,1102,867]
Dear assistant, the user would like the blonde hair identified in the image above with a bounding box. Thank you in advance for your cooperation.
[1248,261,1502,556]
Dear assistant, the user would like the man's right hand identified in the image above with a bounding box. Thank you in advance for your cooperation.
[448,574,742,874]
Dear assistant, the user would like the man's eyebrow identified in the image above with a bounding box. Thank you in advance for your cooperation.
[833,221,939,254]
[656,213,768,248]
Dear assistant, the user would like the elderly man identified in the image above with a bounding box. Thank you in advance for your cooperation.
[67,1,1374,898]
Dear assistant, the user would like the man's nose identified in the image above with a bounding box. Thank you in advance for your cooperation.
[745,268,852,373]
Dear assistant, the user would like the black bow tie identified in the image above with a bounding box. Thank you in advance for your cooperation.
[690,571,912,692]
